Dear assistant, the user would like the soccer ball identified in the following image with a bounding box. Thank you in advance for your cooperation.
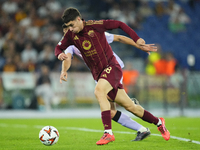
[39,126,59,146]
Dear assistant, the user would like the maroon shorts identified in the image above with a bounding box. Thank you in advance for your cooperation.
[99,63,124,101]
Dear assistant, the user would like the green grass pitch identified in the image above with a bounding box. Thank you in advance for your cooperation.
[0,117,200,150]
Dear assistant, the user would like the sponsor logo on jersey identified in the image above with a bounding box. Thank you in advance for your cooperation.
[101,74,107,78]
[104,124,108,127]
[74,35,79,40]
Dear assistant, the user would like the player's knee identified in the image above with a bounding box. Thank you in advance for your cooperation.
[94,88,99,98]
[94,86,104,99]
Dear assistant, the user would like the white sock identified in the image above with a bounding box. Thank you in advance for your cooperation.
[157,118,162,127]
[116,112,142,131]
[138,127,148,132]
[104,129,113,135]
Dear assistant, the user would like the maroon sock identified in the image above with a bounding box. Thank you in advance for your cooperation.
[142,110,159,125]
[101,110,112,130]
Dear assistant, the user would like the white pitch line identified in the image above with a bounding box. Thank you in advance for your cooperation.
[1,123,200,145]
[61,127,200,145]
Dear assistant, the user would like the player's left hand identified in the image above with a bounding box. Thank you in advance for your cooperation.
[136,38,145,45]
[139,44,157,55]
[60,71,68,84]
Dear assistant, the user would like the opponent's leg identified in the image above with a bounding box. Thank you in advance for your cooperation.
[115,89,170,141]
[110,101,150,141]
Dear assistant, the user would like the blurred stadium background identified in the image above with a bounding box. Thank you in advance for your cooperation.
[0,0,200,118]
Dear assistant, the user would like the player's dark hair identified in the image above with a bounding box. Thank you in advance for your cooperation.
[62,24,67,28]
[62,7,82,23]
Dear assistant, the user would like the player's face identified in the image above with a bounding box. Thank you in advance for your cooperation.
[65,17,83,33]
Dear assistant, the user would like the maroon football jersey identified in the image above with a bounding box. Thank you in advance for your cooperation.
[55,20,140,80]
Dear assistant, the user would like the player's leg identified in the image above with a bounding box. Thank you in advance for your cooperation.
[109,98,147,133]
[114,89,170,141]
[110,101,150,141]
[95,78,115,145]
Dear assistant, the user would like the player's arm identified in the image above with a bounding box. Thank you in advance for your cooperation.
[113,35,157,54]
[60,53,72,84]
[57,25,70,61]
[55,31,72,59]
[102,20,140,42]
[102,20,157,53]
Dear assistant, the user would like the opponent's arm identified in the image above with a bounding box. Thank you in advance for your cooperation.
[113,34,141,49]
[113,35,157,54]
[60,53,72,83]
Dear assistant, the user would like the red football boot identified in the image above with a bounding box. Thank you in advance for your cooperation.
[157,117,170,141]
[96,132,115,145]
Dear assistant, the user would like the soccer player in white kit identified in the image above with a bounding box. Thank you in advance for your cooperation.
[59,26,157,141]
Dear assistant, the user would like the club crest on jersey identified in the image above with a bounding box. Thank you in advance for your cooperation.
[82,40,91,50]
[88,30,95,37]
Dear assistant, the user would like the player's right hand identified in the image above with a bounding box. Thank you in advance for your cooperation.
[58,53,68,61]
[60,71,68,84]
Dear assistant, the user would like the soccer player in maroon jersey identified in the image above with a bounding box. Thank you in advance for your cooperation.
[55,7,170,145]
[60,25,158,141]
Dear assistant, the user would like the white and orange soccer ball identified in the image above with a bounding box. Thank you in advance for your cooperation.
[39,126,59,146]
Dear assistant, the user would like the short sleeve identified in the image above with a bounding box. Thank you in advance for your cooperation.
[104,32,114,44]
[64,45,74,56]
